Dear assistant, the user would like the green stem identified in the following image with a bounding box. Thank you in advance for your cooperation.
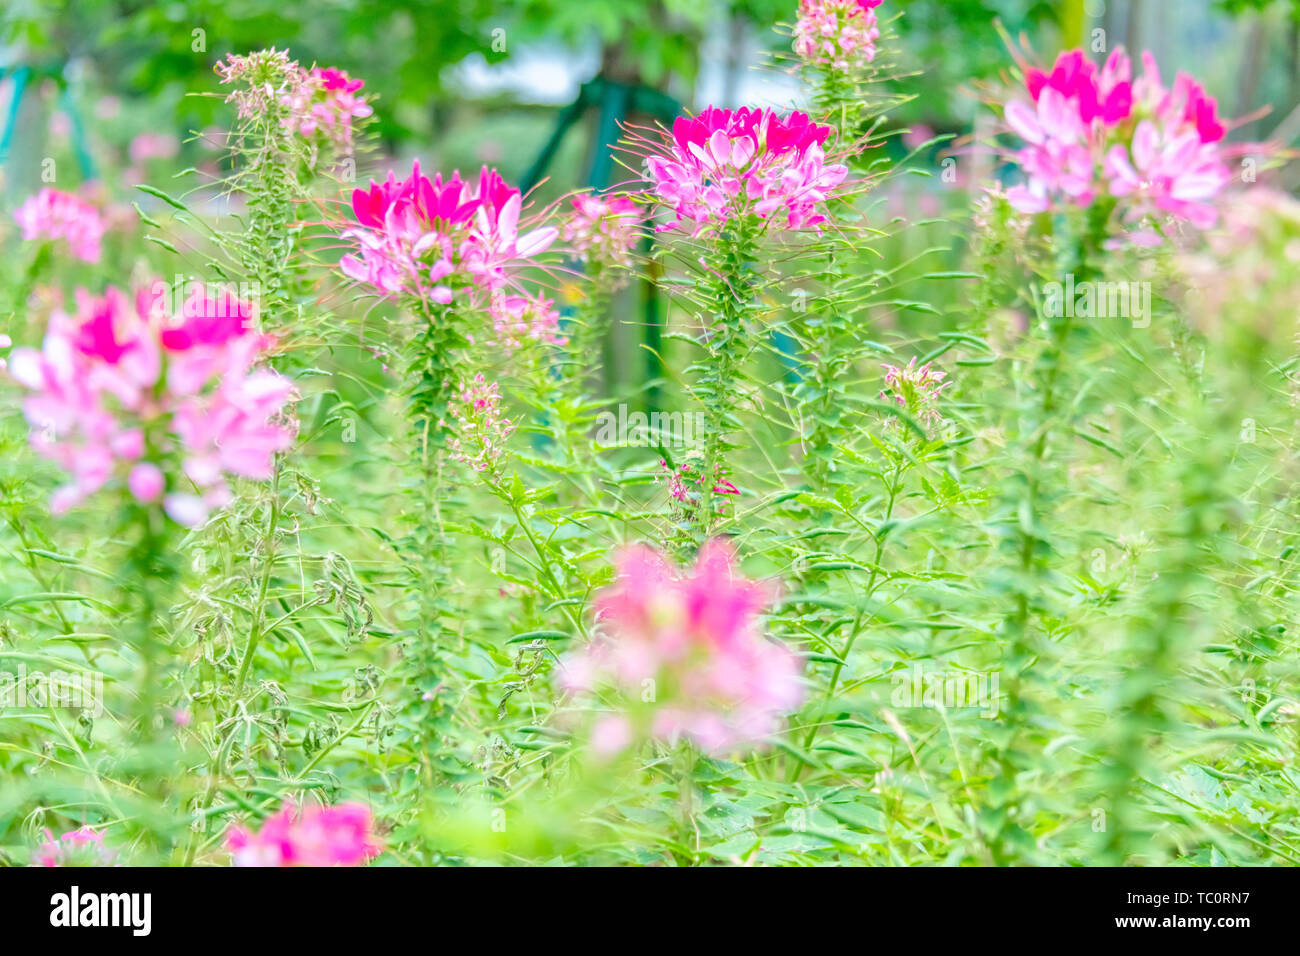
[696,220,761,542]
[233,464,283,698]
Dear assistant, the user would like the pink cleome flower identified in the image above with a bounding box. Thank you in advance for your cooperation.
[881,357,949,431]
[281,66,374,149]
[215,48,305,122]
[446,373,516,474]
[14,188,107,263]
[488,292,567,349]
[216,50,372,151]
[225,800,382,867]
[1102,52,1232,237]
[563,191,644,270]
[657,457,740,512]
[33,826,116,866]
[793,0,883,70]
[642,106,849,235]
[1002,47,1233,242]
[561,539,805,756]
[339,161,556,304]
[7,284,297,525]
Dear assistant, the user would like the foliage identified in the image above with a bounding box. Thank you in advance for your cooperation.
[0,4,1298,870]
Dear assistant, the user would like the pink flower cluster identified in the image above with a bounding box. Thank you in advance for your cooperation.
[14,188,107,263]
[562,540,804,756]
[33,826,116,866]
[488,292,567,349]
[794,0,883,70]
[1003,47,1234,242]
[216,50,371,151]
[129,132,180,164]
[658,457,740,512]
[225,800,382,867]
[8,284,297,525]
[215,48,303,121]
[643,107,849,235]
[563,191,644,270]
[281,66,373,150]
[340,161,556,303]
[881,357,948,431]
[126,132,181,185]
[446,373,515,474]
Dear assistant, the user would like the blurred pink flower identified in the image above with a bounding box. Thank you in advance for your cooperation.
[488,292,566,349]
[563,191,644,270]
[1104,123,1230,231]
[7,284,296,524]
[95,96,122,119]
[1004,87,1097,213]
[14,188,106,263]
[129,132,180,164]
[1001,46,1237,242]
[1132,51,1226,144]
[793,0,883,70]
[34,826,115,867]
[562,540,804,756]
[1023,48,1133,128]
[642,106,848,235]
[881,357,949,431]
[903,124,936,149]
[225,800,382,867]
[281,66,373,149]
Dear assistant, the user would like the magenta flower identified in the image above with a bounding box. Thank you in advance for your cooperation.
[641,107,849,235]
[1002,48,1132,214]
[657,457,740,515]
[339,162,556,304]
[225,800,382,867]
[7,284,297,524]
[33,826,116,867]
[1001,46,1236,242]
[562,540,804,756]
[281,65,373,149]
[14,188,107,263]
[793,0,883,70]
[1023,48,1133,128]
[1131,51,1226,145]
[563,191,644,270]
